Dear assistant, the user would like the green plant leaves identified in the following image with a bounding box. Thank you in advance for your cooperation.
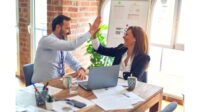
[85,24,113,68]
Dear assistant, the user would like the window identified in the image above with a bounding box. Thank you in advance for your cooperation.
[30,0,47,62]
[149,0,183,50]
[101,0,184,98]
[101,0,111,37]
[175,0,184,50]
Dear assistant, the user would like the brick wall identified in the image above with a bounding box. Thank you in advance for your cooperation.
[19,0,30,79]
[47,0,101,72]
[18,0,101,78]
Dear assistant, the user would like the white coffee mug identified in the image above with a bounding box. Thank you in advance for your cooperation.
[63,75,72,89]
[45,102,53,110]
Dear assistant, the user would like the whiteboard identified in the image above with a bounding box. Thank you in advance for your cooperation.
[107,0,150,47]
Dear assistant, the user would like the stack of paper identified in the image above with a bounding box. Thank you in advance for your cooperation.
[92,85,125,98]
[92,95,133,110]
[92,86,144,111]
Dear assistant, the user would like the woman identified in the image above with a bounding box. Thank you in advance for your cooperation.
[92,26,150,82]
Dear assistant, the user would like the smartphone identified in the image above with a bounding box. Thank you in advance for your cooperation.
[66,99,86,108]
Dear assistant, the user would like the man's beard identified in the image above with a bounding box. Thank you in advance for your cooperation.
[60,29,66,40]
[60,28,70,40]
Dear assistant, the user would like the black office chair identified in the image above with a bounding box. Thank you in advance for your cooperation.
[162,102,177,112]
[23,64,34,86]
[141,72,147,83]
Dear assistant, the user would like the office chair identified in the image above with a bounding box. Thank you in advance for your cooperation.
[162,102,177,112]
[23,64,34,86]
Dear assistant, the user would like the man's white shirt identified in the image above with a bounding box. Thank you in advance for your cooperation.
[32,32,91,83]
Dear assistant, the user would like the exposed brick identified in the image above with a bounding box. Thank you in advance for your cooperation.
[48,5,54,11]
[72,1,78,6]
[47,11,56,17]
[81,2,89,6]
[90,1,99,6]
[69,13,78,18]
[84,13,91,16]
[70,24,78,29]
[52,0,59,5]
[19,17,27,23]
[71,19,78,23]
[18,0,31,77]
[68,7,78,12]
[63,1,72,5]
[55,6,62,12]
[20,28,27,33]
[47,0,52,5]
[89,7,98,11]
[79,7,88,12]
[77,13,84,17]
[79,18,89,22]
[20,2,28,7]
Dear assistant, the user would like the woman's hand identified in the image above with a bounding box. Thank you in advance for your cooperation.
[89,16,101,39]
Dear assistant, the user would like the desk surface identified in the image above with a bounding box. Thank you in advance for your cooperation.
[46,78,163,112]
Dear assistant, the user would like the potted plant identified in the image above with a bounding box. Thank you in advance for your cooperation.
[85,24,114,68]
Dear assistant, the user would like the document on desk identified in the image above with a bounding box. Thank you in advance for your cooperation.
[92,86,125,98]
[92,85,144,110]
[92,94,133,110]
[92,93,144,111]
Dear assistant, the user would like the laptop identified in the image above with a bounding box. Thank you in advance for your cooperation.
[78,65,120,90]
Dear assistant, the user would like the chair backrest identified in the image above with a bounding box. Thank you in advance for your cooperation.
[23,64,34,86]
[141,72,147,83]
[162,102,177,112]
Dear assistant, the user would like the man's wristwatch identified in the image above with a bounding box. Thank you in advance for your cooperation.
[79,67,86,72]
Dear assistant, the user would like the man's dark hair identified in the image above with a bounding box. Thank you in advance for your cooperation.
[52,15,71,31]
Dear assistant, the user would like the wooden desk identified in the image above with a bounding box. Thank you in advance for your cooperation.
[47,78,163,112]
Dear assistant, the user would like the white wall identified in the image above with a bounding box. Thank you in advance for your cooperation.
[0,0,16,111]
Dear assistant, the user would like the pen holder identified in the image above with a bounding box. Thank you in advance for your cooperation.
[35,89,48,107]
[46,95,54,110]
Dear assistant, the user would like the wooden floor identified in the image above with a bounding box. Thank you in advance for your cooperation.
[16,77,183,112]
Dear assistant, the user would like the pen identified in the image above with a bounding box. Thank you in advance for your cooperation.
[123,93,130,98]
[32,83,39,93]
[43,82,49,90]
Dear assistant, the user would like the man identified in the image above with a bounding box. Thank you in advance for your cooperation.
[32,15,101,83]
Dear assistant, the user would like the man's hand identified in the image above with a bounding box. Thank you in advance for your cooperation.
[89,16,101,38]
[74,68,86,80]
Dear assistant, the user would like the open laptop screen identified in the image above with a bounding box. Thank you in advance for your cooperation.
[79,65,120,90]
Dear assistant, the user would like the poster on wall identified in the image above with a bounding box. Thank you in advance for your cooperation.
[107,0,150,47]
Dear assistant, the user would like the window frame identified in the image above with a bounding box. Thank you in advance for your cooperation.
[149,0,183,50]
